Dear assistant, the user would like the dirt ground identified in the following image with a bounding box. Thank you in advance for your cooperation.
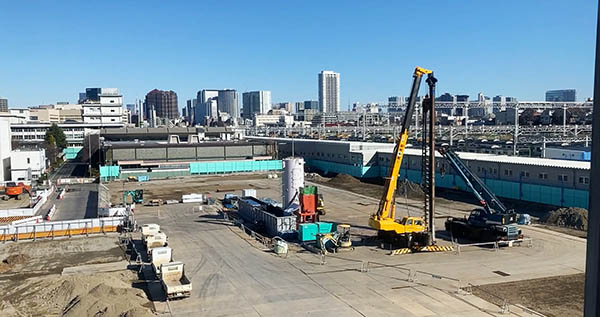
[109,173,273,203]
[0,236,153,316]
[471,273,584,317]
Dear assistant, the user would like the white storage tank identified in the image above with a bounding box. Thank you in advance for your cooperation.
[281,157,304,209]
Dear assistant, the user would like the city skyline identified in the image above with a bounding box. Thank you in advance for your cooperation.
[0,1,596,107]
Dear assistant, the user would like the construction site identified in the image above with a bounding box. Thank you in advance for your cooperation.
[0,68,588,317]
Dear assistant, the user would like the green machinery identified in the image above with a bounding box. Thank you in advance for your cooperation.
[123,189,144,204]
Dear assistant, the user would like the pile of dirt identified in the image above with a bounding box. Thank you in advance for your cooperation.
[542,207,588,231]
[2,254,29,265]
[328,173,361,185]
[1,270,153,316]
[397,179,425,199]
[0,254,29,273]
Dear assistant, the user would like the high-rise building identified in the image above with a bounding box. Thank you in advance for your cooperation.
[546,89,576,102]
[0,97,7,112]
[186,99,197,123]
[81,88,123,124]
[242,91,271,119]
[197,90,219,103]
[144,89,179,120]
[295,102,304,112]
[318,70,340,113]
[217,89,239,118]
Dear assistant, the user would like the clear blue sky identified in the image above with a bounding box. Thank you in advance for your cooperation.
[0,1,596,109]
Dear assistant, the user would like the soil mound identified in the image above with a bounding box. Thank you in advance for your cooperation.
[328,173,360,185]
[542,207,588,231]
[2,254,29,265]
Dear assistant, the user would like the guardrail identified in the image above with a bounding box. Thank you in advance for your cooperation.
[57,178,95,185]
[0,216,125,242]
[453,238,533,255]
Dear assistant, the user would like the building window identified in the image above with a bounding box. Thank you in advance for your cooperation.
[27,158,30,164]
[539,173,548,179]
[504,169,512,176]
[524,171,530,177]
[558,175,568,182]
[579,176,590,184]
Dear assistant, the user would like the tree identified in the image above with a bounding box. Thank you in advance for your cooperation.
[45,134,58,164]
[45,123,67,150]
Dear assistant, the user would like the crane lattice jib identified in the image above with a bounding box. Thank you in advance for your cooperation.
[438,147,508,214]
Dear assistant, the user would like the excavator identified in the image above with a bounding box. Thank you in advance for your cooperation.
[3,182,32,200]
[368,67,437,247]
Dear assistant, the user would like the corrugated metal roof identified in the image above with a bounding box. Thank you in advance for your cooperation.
[249,137,590,170]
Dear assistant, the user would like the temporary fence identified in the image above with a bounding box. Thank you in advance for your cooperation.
[0,216,125,242]
[56,178,95,185]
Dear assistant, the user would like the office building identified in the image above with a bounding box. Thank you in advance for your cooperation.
[197,90,219,104]
[242,91,271,119]
[144,89,179,120]
[546,89,576,102]
[217,89,239,118]
[0,97,7,112]
[295,102,304,112]
[318,70,340,113]
[82,88,123,124]
[186,99,197,123]
[274,102,293,113]
[304,100,319,111]
[0,117,11,180]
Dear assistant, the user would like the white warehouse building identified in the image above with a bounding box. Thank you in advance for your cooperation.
[10,149,47,181]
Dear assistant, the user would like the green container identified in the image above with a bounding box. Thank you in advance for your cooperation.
[316,222,333,234]
[302,186,317,195]
[298,223,318,241]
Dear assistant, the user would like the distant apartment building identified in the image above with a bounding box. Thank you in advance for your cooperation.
[242,91,271,119]
[388,96,404,112]
[546,89,576,102]
[0,97,7,112]
[273,102,293,113]
[318,70,340,113]
[144,89,179,120]
[81,88,123,124]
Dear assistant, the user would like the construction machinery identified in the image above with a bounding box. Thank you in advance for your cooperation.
[3,182,32,200]
[122,189,143,204]
[368,67,437,248]
[439,146,523,242]
[295,186,325,225]
[317,224,353,254]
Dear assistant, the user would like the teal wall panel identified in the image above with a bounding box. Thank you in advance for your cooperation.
[189,160,282,175]
[305,159,589,209]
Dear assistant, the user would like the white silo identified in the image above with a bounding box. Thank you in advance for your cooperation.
[282,157,305,209]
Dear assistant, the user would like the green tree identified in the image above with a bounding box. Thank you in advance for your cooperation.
[45,123,67,149]
[45,134,58,164]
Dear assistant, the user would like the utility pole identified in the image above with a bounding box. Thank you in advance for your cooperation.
[585,2,600,315]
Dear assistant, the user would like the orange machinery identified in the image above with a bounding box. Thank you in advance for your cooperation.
[3,182,32,200]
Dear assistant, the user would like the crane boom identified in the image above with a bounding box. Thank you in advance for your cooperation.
[369,67,435,234]
[438,146,509,214]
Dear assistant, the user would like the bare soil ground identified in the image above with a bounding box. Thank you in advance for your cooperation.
[0,236,153,316]
[471,273,584,317]
[108,173,273,203]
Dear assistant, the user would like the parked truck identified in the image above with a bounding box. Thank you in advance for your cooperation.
[145,232,168,256]
[141,224,160,242]
[150,246,173,277]
[160,261,192,300]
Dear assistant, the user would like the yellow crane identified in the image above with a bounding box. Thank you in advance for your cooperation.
[368,67,437,247]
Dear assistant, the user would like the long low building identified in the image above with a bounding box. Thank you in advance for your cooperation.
[253,137,590,209]
[99,139,280,181]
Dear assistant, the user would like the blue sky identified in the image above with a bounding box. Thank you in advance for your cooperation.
[0,1,596,109]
